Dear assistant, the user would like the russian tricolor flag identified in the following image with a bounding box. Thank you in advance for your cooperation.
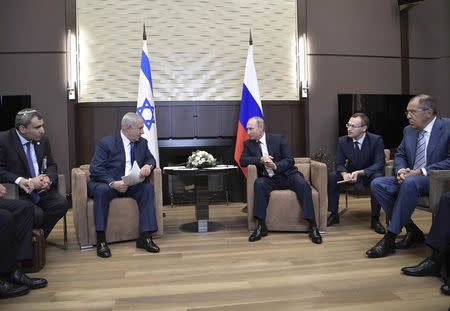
[234,33,263,176]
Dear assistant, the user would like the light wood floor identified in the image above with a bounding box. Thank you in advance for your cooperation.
[1,195,449,311]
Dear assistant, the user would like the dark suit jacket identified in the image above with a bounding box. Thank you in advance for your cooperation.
[0,128,59,189]
[335,132,385,178]
[89,132,156,185]
[394,117,450,175]
[240,133,298,178]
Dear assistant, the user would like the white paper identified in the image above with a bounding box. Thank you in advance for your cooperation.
[164,166,198,171]
[204,165,238,170]
[337,179,356,184]
[122,161,144,186]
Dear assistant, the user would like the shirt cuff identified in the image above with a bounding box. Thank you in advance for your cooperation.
[15,177,22,185]
[421,168,427,176]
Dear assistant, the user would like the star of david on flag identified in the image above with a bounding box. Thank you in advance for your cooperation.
[136,24,160,167]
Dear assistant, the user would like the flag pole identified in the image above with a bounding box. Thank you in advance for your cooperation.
[143,23,146,40]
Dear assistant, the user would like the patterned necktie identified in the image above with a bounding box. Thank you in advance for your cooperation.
[25,142,37,177]
[130,142,135,164]
[413,130,426,169]
[24,142,40,203]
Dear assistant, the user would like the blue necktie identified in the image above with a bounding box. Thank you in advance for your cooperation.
[130,142,135,164]
[413,130,426,169]
[354,141,360,164]
[25,142,40,203]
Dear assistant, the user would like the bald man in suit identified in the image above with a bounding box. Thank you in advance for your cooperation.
[240,117,322,244]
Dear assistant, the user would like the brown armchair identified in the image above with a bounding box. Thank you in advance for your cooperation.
[71,165,163,249]
[247,157,328,232]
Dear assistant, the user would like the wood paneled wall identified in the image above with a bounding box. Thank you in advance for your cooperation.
[75,101,307,166]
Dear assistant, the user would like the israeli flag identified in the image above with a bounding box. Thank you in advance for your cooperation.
[136,26,159,167]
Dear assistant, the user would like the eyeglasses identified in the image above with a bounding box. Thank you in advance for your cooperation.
[345,123,364,129]
[404,108,429,117]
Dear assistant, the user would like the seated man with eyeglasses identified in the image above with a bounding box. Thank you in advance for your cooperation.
[367,94,450,258]
[327,112,386,234]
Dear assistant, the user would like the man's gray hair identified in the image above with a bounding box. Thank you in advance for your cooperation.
[121,112,142,129]
[249,116,265,129]
[413,94,437,115]
[15,109,43,129]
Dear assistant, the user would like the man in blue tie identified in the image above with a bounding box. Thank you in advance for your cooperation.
[367,95,450,258]
[0,109,68,239]
[88,112,159,258]
[327,112,386,234]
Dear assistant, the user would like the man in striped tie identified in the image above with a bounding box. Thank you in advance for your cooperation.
[366,94,450,258]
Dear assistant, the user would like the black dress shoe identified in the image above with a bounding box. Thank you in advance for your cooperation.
[395,230,425,249]
[9,270,47,290]
[327,213,339,227]
[366,236,396,258]
[309,226,323,244]
[0,280,29,299]
[248,224,268,242]
[97,241,112,258]
[136,237,160,253]
[370,219,386,235]
[441,278,450,295]
[401,257,441,277]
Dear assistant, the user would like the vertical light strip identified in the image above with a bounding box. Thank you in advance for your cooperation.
[299,34,308,98]
[67,30,77,100]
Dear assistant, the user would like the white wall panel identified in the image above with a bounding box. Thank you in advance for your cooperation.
[77,0,298,102]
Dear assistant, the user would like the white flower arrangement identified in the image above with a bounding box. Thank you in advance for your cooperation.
[186,150,217,168]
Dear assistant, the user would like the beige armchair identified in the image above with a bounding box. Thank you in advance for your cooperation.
[385,162,450,216]
[247,157,327,233]
[71,165,163,249]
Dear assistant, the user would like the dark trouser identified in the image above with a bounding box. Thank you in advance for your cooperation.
[253,171,316,222]
[426,192,450,253]
[88,181,158,234]
[21,188,68,239]
[328,171,383,217]
[0,199,33,273]
[371,175,429,234]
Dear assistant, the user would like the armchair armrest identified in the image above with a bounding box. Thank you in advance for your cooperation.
[3,183,19,199]
[71,167,89,247]
[247,165,258,230]
[57,174,66,197]
[150,167,164,237]
[310,160,328,232]
[429,170,450,214]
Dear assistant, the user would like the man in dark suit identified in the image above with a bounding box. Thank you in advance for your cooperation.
[0,109,68,239]
[0,183,47,299]
[367,94,450,258]
[327,112,386,234]
[88,112,160,258]
[400,191,450,295]
[240,117,322,244]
